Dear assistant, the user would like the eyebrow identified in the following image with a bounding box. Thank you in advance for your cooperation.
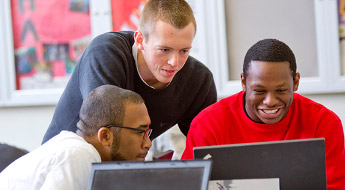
[156,45,192,50]
[253,83,288,88]
[137,124,150,130]
[182,46,192,49]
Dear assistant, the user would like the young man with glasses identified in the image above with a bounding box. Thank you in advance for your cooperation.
[0,85,152,189]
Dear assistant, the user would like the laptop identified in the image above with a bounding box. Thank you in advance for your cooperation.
[194,138,326,190]
[87,160,212,190]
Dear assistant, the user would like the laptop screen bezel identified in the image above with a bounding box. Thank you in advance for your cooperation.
[87,159,212,190]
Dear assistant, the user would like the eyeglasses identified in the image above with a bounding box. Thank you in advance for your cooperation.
[105,124,152,140]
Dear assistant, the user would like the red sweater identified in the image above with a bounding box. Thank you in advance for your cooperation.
[182,91,345,189]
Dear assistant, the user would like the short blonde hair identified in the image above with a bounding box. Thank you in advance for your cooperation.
[139,0,196,40]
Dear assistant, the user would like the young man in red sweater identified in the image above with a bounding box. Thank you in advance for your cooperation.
[182,39,345,189]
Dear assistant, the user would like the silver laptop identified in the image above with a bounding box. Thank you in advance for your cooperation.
[87,160,212,190]
[194,138,326,190]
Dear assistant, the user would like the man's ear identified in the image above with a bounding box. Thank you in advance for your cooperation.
[134,30,144,50]
[97,127,112,146]
[293,72,300,91]
[241,73,246,92]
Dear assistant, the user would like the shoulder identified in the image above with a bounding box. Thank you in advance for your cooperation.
[293,93,334,113]
[293,93,341,121]
[77,31,135,77]
[42,134,99,189]
[85,31,135,54]
[91,31,135,46]
[49,132,100,163]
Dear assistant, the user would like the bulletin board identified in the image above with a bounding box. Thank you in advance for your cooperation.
[11,0,91,90]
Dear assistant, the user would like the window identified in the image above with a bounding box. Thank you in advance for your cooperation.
[216,0,345,97]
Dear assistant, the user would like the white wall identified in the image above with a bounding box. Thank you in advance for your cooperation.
[0,93,344,152]
[0,106,55,151]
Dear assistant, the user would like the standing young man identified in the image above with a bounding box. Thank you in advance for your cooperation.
[0,85,152,189]
[42,0,216,143]
[182,39,345,189]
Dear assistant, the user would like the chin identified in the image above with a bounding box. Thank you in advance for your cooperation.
[261,118,281,124]
[159,78,173,84]
[263,121,278,124]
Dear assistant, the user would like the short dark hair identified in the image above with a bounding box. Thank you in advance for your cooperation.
[243,39,297,81]
[77,85,144,136]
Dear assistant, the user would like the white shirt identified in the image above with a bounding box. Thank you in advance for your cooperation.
[0,131,101,190]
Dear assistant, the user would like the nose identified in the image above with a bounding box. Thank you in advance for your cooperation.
[143,137,152,149]
[167,52,179,67]
[263,92,278,107]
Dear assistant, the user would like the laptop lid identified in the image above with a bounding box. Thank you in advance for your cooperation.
[194,138,326,190]
[87,160,212,190]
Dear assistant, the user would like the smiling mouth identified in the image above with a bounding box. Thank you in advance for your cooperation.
[259,108,282,119]
[262,109,279,114]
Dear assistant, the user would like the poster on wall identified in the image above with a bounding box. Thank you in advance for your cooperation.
[11,0,92,90]
[111,0,147,31]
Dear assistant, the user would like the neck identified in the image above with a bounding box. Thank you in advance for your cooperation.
[79,132,110,162]
[146,80,169,89]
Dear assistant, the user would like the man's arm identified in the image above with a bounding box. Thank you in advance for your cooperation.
[317,112,345,189]
[178,69,217,137]
[78,34,130,99]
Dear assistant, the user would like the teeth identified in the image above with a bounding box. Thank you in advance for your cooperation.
[263,109,278,114]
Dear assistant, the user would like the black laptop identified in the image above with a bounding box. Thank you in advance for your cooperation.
[194,138,326,190]
[87,160,212,190]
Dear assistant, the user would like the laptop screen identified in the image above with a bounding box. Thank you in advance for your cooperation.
[194,138,326,190]
[87,160,212,190]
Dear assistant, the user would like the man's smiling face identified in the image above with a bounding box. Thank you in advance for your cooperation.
[241,61,299,124]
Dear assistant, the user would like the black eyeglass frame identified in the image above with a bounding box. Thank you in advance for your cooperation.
[105,124,152,139]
